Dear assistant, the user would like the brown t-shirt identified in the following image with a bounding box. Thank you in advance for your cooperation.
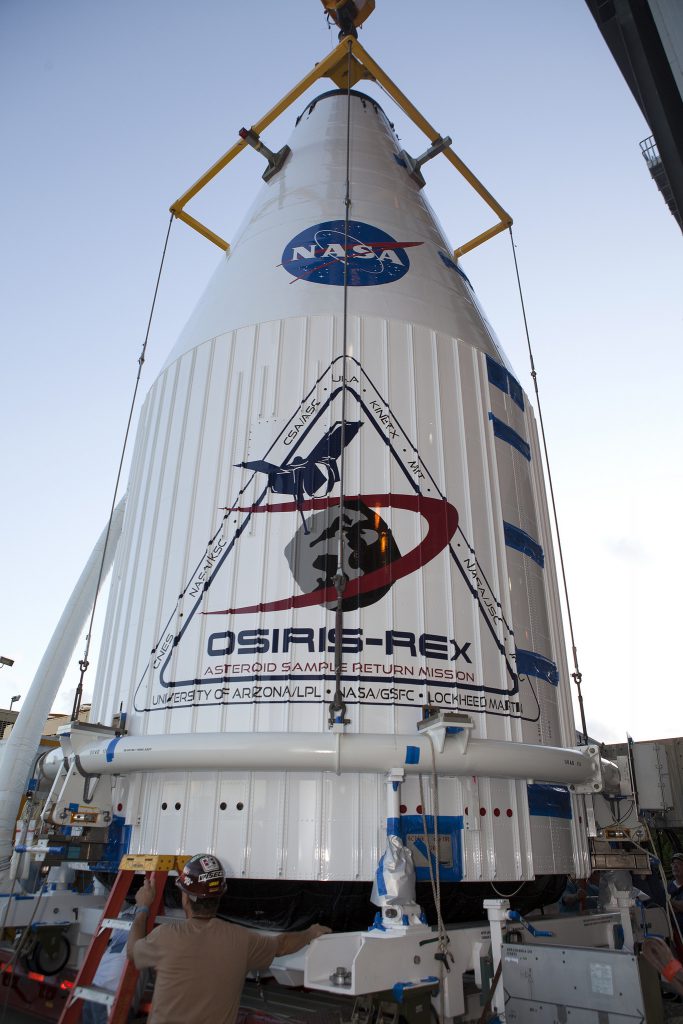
[133,917,279,1024]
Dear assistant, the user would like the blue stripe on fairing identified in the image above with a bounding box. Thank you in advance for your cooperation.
[516,648,559,685]
[387,817,401,837]
[504,522,545,567]
[486,356,525,411]
[486,355,508,393]
[527,783,572,819]
[488,413,531,461]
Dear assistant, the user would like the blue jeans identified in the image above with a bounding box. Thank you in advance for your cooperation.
[82,1001,109,1024]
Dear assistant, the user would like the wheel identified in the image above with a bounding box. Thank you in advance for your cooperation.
[30,933,71,976]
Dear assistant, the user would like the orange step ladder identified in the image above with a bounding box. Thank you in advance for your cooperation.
[58,855,183,1024]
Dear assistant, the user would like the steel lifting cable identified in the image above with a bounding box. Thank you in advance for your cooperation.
[70,213,174,722]
[508,226,589,744]
[328,39,354,729]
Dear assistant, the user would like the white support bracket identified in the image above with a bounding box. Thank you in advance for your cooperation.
[304,920,492,1018]
[568,744,620,796]
[416,710,474,755]
[42,722,118,828]
[385,767,405,821]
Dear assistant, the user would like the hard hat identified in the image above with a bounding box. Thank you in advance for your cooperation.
[176,854,227,901]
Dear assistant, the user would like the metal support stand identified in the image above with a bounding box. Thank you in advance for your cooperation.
[483,898,509,1023]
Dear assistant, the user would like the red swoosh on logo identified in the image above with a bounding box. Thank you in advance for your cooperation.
[204,493,457,615]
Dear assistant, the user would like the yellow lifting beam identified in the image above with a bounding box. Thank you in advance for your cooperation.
[170,35,512,261]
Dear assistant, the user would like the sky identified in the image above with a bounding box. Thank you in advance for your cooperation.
[1,1,681,744]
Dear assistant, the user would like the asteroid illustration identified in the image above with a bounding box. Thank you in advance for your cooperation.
[284,497,400,610]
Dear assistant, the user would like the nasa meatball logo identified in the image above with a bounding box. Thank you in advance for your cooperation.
[281,220,422,286]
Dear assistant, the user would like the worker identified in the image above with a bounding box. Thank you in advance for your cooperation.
[560,873,600,913]
[126,854,331,1024]
[82,922,127,1024]
[669,852,683,954]
[641,936,683,999]
[83,908,148,1024]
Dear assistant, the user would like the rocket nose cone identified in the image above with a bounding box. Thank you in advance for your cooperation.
[163,90,507,372]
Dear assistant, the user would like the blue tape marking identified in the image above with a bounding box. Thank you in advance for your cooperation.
[393,154,407,168]
[68,803,79,813]
[503,522,545,567]
[486,357,525,411]
[375,853,387,897]
[393,982,412,1003]
[106,737,122,764]
[86,816,132,873]
[527,783,572,819]
[486,355,508,394]
[438,251,473,287]
[27,779,38,792]
[402,914,409,925]
[405,745,420,765]
[516,648,559,685]
[392,979,438,1003]
[400,815,464,881]
[368,911,386,932]
[488,413,531,461]
[508,375,524,410]
[446,726,463,735]
[392,781,399,792]
[387,817,401,837]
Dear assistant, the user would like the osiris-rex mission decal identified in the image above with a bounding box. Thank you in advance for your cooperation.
[133,356,543,723]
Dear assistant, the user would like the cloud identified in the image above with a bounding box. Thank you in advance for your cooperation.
[585,716,626,745]
[604,537,649,562]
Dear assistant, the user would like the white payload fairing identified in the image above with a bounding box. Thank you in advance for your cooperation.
[70,77,591,927]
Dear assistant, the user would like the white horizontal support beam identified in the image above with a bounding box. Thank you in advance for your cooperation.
[42,731,603,789]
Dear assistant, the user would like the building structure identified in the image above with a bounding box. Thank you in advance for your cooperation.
[585,0,683,229]
[0,705,91,740]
